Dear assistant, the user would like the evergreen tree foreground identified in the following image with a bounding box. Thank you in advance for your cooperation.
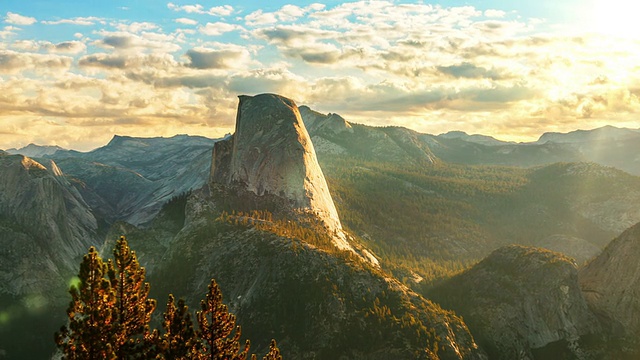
[55,236,282,360]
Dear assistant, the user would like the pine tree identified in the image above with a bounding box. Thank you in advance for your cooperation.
[107,236,156,359]
[54,247,116,360]
[262,340,282,360]
[196,279,250,360]
[155,294,198,359]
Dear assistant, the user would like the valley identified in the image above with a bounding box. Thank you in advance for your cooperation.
[2,94,640,359]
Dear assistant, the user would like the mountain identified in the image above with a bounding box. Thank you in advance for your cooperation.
[300,104,640,175]
[580,222,640,353]
[144,94,485,359]
[4,94,640,358]
[6,143,65,158]
[536,125,640,144]
[151,192,483,359]
[48,134,216,225]
[211,95,344,240]
[430,245,600,359]
[437,131,511,146]
[431,125,640,175]
[0,153,99,358]
[299,106,437,165]
[317,156,640,290]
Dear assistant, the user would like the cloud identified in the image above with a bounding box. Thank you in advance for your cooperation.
[276,5,306,21]
[3,1,640,151]
[245,10,278,26]
[258,25,337,46]
[0,25,18,39]
[198,22,243,36]
[42,17,104,26]
[175,18,198,25]
[437,62,503,80]
[5,12,36,25]
[245,4,326,26]
[0,50,72,74]
[79,53,178,71]
[167,2,204,14]
[208,5,234,17]
[115,22,159,33]
[226,67,307,96]
[12,40,87,54]
[168,3,234,16]
[79,53,128,69]
[485,9,506,18]
[94,31,181,53]
[185,47,251,69]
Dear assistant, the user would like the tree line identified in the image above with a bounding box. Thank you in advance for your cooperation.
[55,236,282,360]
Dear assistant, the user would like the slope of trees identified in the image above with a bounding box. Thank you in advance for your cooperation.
[55,236,281,360]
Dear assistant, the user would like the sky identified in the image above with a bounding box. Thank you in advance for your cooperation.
[0,0,639,151]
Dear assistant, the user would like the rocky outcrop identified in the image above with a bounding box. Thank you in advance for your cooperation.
[50,134,216,225]
[580,222,640,338]
[299,105,354,135]
[0,154,98,281]
[150,189,486,360]
[430,245,599,359]
[210,94,351,250]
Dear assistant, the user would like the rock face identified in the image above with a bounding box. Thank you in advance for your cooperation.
[50,134,216,225]
[210,94,347,248]
[0,154,98,285]
[580,222,640,338]
[430,245,599,359]
[0,153,99,358]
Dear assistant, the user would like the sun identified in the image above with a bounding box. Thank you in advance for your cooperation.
[590,0,640,38]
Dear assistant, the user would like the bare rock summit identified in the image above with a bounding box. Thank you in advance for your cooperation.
[210,94,354,252]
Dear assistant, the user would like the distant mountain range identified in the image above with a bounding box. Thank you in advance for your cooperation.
[9,116,640,175]
[2,96,640,359]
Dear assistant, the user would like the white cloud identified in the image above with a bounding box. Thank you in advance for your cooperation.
[12,40,86,54]
[245,4,327,26]
[198,22,243,36]
[168,2,234,16]
[0,25,18,39]
[5,12,36,25]
[308,3,326,11]
[278,5,306,21]
[42,17,104,26]
[94,31,181,53]
[176,18,198,25]
[185,46,253,69]
[485,9,507,18]
[116,22,159,33]
[245,10,278,26]
[2,1,640,150]
[0,50,72,74]
[167,2,205,14]
[208,5,234,17]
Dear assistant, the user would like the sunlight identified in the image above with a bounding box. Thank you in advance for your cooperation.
[590,0,640,38]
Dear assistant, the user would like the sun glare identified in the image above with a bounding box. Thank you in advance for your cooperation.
[591,0,640,38]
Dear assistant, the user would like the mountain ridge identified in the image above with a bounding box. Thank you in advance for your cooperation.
[2,95,640,358]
